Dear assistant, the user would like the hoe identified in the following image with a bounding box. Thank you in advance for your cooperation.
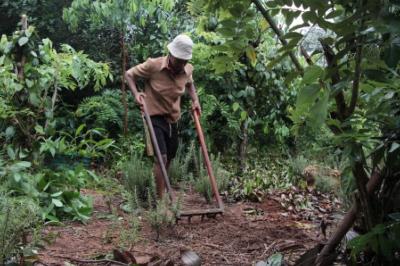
[138,94,224,222]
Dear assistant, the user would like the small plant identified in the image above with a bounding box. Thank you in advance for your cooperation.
[7,166,94,222]
[193,150,231,202]
[119,215,142,248]
[168,141,195,184]
[0,194,41,265]
[122,154,155,208]
[147,195,179,241]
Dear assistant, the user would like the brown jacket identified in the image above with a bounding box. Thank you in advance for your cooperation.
[126,56,193,122]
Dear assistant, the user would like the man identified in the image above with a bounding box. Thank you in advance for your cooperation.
[125,34,201,198]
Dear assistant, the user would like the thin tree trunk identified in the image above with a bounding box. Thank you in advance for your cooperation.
[238,120,248,174]
[251,0,303,74]
[17,15,28,80]
[121,34,128,135]
[316,169,382,265]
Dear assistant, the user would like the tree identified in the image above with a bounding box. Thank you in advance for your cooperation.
[191,0,400,264]
[0,18,111,153]
[63,0,174,134]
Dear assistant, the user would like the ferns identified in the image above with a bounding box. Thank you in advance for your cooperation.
[76,89,122,131]
[76,89,143,135]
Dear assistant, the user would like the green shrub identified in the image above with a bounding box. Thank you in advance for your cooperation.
[122,154,155,209]
[168,141,195,184]
[315,174,340,194]
[193,149,231,202]
[0,194,41,265]
[6,165,95,222]
[147,196,179,241]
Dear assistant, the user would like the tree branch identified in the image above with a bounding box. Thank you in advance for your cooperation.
[316,168,382,266]
[251,0,304,74]
[321,42,347,120]
[347,37,363,116]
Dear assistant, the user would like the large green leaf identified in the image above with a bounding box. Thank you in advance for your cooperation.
[302,65,324,85]
[296,84,320,106]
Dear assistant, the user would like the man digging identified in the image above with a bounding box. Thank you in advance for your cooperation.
[125,34,201,199]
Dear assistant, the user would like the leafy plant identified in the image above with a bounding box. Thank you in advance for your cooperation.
[0,194,41,265]
[122,153,155,208]
[193,148,231,202]
[6,165,95,222]
[348,220,400,263]
[168,140,195,184]
[146,195,179,241]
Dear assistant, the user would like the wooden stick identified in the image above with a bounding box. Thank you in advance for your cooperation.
[316,169,382,265]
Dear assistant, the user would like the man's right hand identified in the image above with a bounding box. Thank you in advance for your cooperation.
[135,92,146,108]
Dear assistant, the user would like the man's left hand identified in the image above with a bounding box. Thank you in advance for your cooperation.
[192,100,202,116]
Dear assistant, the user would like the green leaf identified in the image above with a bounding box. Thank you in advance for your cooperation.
[51,191,63,197]
[245,46,257,67]
[309,90,329,128]
[389,142,400,153]
[35,125,45,135]
[15,161,31,168]
[282,32,303,40]
[14,173,22,182]
[296,84,320,106]
[240,111,248,121]
[232,102,240,112]
[266,253,283,266]
[52,198,64,207]
[303,65,324,84]
[18,37,29,46]
[75,124,86,136]
[5,126,15,140]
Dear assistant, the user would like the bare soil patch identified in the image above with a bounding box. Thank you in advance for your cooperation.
[38,188,341,265]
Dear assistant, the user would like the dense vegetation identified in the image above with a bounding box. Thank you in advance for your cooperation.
[1,0,399,265]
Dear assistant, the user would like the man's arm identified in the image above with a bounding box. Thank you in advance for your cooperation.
[186,82,201,115]
[125,71,145,106]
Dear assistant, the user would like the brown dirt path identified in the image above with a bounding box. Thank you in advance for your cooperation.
[37,188,341,266]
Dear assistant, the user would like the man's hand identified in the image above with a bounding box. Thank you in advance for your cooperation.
[135,92,146,111]
[192,99,201,116]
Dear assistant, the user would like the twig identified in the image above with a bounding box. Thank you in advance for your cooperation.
[52,255,128,266]
[204,243,222,249]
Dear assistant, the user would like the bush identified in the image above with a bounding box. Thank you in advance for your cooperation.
[6,165,95,222]
[0,194,41,265]
[193,149,231,202]
[168,141,195,184]
[147,196,180,241]
[122,154,155,209]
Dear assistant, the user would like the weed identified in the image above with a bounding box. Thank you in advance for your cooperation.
[122,154,155,208]
[168,141,195,184]
[147,195,180,241]
[0,194,41,265]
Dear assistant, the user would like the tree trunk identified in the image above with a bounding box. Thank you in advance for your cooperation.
[120,34,128,135]
[238,120,248,174]
[316,169,382,265]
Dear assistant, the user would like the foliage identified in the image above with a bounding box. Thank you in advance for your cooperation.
[231,156,292,201]
[0,24,111,154]
[122,153,155,208]
[168,140,195,184]
[348,220,400,263]
[75,89,142,134]
[0,193,40,265]
[119,215,141,248]
[146,195,179,241]
[193,149,231,202]
[6,166,95,222]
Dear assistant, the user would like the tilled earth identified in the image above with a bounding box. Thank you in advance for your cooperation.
[37,187,342,266]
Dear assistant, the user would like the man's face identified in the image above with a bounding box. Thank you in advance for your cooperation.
[168,54,188,74]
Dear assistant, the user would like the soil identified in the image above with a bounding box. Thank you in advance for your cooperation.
[37,187,342,266]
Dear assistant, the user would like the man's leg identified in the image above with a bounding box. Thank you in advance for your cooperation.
[154,154,167,198]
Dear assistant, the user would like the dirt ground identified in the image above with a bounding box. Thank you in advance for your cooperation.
[37,187,342,266]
